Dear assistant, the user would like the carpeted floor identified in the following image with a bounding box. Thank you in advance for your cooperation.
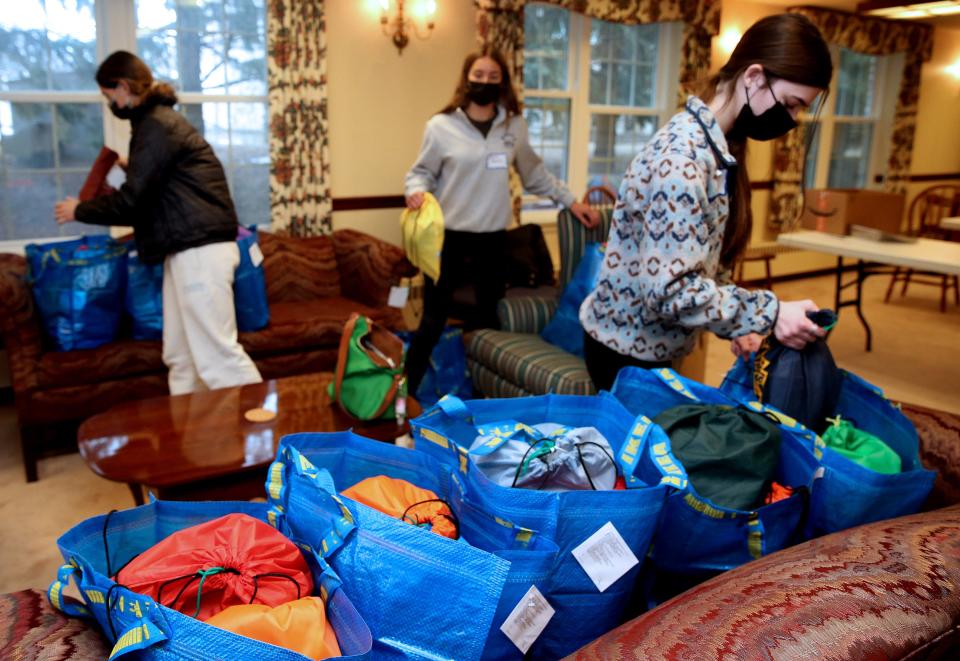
[0,273,957,595]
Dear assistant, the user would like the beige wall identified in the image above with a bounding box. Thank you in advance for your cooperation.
[326,0,476,244]
[325,0,960,284]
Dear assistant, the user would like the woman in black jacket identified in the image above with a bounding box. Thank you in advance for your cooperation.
[55,50,261,395]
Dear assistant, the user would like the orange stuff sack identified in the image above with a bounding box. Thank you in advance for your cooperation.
[206,597,341,660]
[116,513,313,621]
[341,476,459,539]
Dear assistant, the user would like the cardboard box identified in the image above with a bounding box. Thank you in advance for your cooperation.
[800,189,905,235]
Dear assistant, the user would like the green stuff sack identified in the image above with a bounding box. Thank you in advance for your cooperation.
[653,404,782,511]
[822,417,902,475]
[329,313,406,421]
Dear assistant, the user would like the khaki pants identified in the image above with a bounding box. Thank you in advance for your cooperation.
[162,241,262,395]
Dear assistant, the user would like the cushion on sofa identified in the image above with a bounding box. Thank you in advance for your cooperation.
[567,504,960,660]
[467,329,595,396]
[239,297,387,355]
[259,231,341,304]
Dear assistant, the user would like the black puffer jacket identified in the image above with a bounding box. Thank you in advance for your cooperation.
[76,87,238,264]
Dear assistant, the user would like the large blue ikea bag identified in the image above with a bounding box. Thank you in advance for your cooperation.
[721,357,935,534]
[272,430,556,661]
[610,367,820,574]
[410,393,681,659]
[26,235,127,350]
[125,248,163,340]
[235,226,270,332]
[266,441,510,661]
[50,499,372,660]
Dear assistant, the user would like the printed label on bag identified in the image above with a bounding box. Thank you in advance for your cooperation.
[248,242,264,268]
[499,585,554,654]
[388,285,409,308]
[571,521,639,592]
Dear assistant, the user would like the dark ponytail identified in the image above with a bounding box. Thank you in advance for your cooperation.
[700,14,832,268]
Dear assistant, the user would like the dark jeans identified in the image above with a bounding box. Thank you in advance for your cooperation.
[583,331,670,392]
[406,229,507,393]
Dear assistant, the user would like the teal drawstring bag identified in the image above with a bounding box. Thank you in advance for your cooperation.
[822,417,902,475]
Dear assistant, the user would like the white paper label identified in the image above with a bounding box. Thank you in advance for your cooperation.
[499,585,555,654]
[106,164,126,188]
[387,285,409,308]
[571,521,639,592]
[486,152,509,170]
[248,242,264,268]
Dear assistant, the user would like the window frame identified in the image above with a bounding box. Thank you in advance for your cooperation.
[804,46,901,191]
[521,4,682,223]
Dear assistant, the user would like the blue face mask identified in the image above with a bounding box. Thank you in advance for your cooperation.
[729,75,797,142]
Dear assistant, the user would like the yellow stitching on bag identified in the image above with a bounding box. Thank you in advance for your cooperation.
[515,529,533,546]
[459,453,468,474]
[748,516,763,559]
[50,581,63,609]
[419,428,448,448]
[267,462,284,501]
[85,589,105,604]
[111,625,143,656]
[132,600,142,618]
[660,475,685,488]
[142,623,150,640]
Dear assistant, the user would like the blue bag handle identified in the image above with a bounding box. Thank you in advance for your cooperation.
[619,413,688,490]
[49,561,170,660]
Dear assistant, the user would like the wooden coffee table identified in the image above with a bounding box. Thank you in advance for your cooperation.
[78,372,420,504]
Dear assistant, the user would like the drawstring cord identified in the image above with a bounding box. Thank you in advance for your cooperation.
[401,498,460,539]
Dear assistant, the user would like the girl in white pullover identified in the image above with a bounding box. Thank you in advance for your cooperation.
[404,46,598,394]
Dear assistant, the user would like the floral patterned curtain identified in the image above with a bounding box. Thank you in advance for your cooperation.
[769,7,934,230]
[474,0,720,220]
[266,0,331,236]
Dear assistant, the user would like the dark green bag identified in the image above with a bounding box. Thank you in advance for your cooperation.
[653,404,782,511]
[329,313,406,421]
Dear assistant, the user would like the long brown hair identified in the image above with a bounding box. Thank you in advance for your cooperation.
[96,50,178,104]
[700,14,832,268]
[438,45,521,117]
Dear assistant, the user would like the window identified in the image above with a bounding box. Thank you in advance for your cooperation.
[0,0,267,244]
[803,47,900,190]
[522,3,681,206]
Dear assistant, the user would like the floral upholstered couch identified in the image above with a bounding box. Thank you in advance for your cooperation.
[0,229,415,482]
[567,402,960,660]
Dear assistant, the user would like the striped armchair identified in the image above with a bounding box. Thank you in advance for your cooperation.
[467,208,613,397]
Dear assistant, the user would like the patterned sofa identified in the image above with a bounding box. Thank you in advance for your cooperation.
[568,401,960,660]
[0,229,415,482]
[467,208,613,397]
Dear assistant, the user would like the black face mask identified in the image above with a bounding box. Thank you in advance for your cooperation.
[728,77,797,142]
[109,101,135,120]
[465,81,500,107]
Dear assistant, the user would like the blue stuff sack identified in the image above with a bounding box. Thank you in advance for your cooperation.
[540,242,604,357]
[270,431,557,661]
[266,438,511,661]
[611,367,820,574]
[26,235,127,351]
[125,248,163,340]
[235,226,270,332]
[721,357,936,535]
[49,499,372,660]
[410,393,680,659]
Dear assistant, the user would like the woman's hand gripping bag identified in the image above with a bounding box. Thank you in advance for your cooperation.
[265,438,511,661]
[610,367,821,575]
[48,499,372,660]
[272,430,559,661]
[410,393,682,659]
[721,356,935,535]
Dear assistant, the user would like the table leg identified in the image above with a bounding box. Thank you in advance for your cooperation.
[128,482,145,506]
[833,258,873,352]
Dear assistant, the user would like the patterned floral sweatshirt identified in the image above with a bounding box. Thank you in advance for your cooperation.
[579,96,778,362]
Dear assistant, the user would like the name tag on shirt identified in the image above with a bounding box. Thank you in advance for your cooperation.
[486,152,509,170]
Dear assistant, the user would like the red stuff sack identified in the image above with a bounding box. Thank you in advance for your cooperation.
[116,513,313,621]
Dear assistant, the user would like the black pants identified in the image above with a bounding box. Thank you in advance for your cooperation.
[406,229,507,393]
[583,331,671,392]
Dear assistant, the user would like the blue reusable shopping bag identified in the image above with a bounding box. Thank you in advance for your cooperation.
[266,440,511,661]
[610,367,820,574]
[271,431,557,661]
[397,326,472,407]
[410,393,681,659]
[125,248,163,340]
[235,226,270,332]
[50,499,372,660]
[26,235,128,350]
[540,241,604,357]
[721,357,936,535]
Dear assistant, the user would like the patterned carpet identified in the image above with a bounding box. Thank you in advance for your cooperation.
[0,589,109,660]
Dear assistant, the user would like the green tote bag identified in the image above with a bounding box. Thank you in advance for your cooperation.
[329,313,405,421]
